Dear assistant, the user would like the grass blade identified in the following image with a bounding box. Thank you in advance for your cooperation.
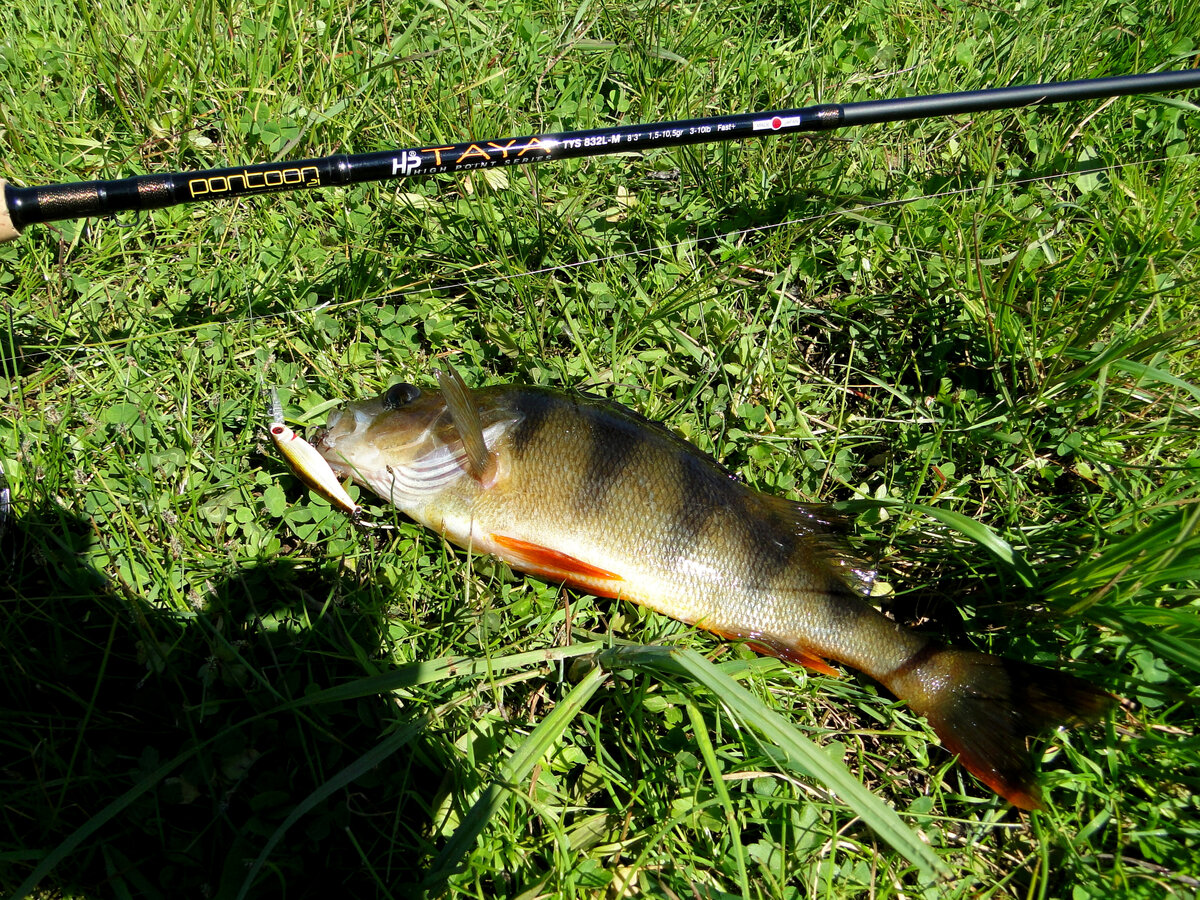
[422,663,608,889]
[605,645,950,881]
[684,699,751,895]
[12,739,223,900]
[289,642,607,707]
[236,717,429,900]
[855,499,1038,587]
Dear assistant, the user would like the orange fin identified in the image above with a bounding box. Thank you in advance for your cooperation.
[490,534,625,596]
[886,647,1116,810]
[709,628,841,677]
[750,641,841,678]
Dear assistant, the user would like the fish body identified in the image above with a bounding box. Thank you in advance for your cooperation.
[315,374,1113,808]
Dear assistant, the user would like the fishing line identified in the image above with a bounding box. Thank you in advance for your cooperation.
[9,149,1198,364]
[296,148,1200,315]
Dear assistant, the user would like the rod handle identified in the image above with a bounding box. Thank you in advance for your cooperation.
[0,181,20,243]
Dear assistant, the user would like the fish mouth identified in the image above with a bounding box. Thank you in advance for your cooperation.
[311,403,370,474]
[312,389,459,488]
[310,426,346,472]
[315,402,381,450]
[310,426,349,477]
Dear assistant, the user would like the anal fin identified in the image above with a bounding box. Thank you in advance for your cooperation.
[708,627,841,677]
[751,641,841,678]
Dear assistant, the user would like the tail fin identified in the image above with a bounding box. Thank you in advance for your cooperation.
[884,647,1115,809]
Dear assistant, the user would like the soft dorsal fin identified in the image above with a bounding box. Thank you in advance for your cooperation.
[436,362,493,481]
[754,495,877,597]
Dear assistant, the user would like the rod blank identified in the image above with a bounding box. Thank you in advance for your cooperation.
[3,68,1199,243]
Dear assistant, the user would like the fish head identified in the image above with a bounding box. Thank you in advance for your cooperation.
[314,382,466,511]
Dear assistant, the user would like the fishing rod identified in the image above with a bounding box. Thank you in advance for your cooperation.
[2,68,1199,244]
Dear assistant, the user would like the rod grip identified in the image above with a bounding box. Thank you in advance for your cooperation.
[0,181,20,243]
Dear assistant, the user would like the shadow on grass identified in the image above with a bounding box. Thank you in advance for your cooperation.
[0,502,446,899]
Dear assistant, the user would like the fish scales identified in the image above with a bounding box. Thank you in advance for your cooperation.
[401,386,901,672]
[315,374,1114,809]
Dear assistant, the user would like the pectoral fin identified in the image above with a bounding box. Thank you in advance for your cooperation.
[490,534,625,597]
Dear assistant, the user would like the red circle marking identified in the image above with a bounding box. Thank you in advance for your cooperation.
[271,425,285,435]
[771,116,782,129]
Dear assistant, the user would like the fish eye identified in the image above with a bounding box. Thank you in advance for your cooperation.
[383,382,421,410]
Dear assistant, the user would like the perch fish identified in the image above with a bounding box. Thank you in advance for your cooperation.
[313,367,1113,808]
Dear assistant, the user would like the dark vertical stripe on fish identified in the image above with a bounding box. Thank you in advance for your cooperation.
[509,390,557,457]
[740,494,801,593]
[731,493,828,598]
[745,531,796,593]
[665,450,727,558]
[884,641,943,681]
[573,412,646,516]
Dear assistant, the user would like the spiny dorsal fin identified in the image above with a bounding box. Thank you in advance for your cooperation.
[436,362,493,480]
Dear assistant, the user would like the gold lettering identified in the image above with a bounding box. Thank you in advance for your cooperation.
[424,146,455,166]
[455,144,491,165]
[486,139,520,159]
[516,137,552,157]
[187,166,320,198]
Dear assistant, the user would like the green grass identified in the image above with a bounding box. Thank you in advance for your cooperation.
[2,0,1199,896]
